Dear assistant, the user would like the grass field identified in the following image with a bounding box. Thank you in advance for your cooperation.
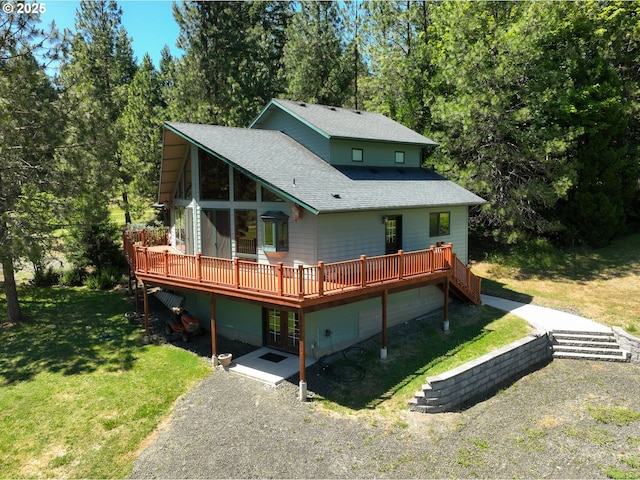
[0,285,211,479]
[471,233,640,333]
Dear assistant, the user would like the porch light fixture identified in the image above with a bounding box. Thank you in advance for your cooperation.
[291,204,303,222]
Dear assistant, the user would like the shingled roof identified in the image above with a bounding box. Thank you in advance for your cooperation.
[160,122,484,214]
[250,99,438,146]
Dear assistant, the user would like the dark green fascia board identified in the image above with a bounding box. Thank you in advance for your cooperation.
[163,123,320,216]
[331,135,439,147]
[248,99,331,140]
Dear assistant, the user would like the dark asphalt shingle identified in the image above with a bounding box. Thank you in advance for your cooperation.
[165,122,484,214]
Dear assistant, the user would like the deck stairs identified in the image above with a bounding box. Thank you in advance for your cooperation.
[550,330,630,362]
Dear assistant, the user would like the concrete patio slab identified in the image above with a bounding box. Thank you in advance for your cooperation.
[227,347,316,386]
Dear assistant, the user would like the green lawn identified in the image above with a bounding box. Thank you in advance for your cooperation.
[315,304,530,418]
[472,233,640,333]
[0,285,211,478]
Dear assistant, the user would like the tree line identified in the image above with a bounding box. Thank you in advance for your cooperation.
[1,0,639,322]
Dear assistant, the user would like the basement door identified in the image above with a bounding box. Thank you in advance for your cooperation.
[263,308,300,354]
[385,215,403,254]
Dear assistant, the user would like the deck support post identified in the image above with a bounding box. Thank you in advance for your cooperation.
[127,266,132,296]
[380,289,388,360]
[443,277,450,333]
[133,275,139,314]
[210,294,218,361]
[298,307,307,401]
[142,282,150,343]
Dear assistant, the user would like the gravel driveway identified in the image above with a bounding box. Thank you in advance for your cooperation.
[129,359,640,479]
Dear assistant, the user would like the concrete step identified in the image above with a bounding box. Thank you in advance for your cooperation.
[550,329,630,363]
[553,344,627,356]
[553,350,630,362]
[551,332,616,343]
[552,329,614,335]
[553,339,621,350]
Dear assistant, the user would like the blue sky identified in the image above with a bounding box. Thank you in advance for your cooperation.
[41,0,182,67]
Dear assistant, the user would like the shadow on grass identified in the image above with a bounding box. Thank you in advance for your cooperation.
[471,233,640,283]
[294,303,522,411]
[0,285,140,385]
[480,279,534,304]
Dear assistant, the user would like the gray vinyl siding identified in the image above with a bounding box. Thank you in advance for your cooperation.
[330,139,422,167]
[257,201,318,267]
[315,206,470,264]
[251,107,330,161]
[316,211,384,262]
[427,205,469,263]
[305,285,443,358]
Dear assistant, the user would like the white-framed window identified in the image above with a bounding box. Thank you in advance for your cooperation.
[395,151,405,164]
[352,148,363,162]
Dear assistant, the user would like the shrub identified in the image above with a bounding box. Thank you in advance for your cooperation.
[32,266,60,287]
[59,266,86,287]
[85,267,122,290]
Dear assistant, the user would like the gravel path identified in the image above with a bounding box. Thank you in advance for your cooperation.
[129,359,640,479]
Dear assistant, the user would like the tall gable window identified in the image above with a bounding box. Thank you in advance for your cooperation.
[174,206,194,254]
[174,156,192,199]
[395,151,405,164]
[261,186,284,202]
[429,212,450,237]
[351,148,363,162]
[235,210,257,256]
[234,169,256,201]
[199,149,229,200]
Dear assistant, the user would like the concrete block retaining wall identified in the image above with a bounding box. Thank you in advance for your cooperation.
[613,327,640,364]
[409,329,551,413]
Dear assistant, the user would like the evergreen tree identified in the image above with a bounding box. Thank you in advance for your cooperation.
[0,11,64,322]
[118,53,163,219]
[58,0,136,268]
[282,0,353,106]
[360,0,434,132]
[170,0,291,126]
[427,1,636,245]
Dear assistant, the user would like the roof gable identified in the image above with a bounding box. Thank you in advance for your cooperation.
[250,99,438,147]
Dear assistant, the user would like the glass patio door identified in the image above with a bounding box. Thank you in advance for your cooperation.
[264,309,299,354]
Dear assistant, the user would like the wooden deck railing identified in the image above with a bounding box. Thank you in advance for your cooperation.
[123,229,481,304]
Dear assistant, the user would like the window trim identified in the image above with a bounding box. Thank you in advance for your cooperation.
[395,151,405,164]
[261,211,289,253]
[351,148,363,162]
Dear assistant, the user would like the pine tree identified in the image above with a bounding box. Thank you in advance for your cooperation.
[282,0,352,106]
[58,0,136,268]
[118,53,163,219]
[0,11,64,322]
[170,0,291,126]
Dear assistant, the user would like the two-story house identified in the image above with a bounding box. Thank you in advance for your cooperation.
[124,99,485,398]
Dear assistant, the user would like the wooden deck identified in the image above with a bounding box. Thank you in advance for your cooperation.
[123,229,481,309]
